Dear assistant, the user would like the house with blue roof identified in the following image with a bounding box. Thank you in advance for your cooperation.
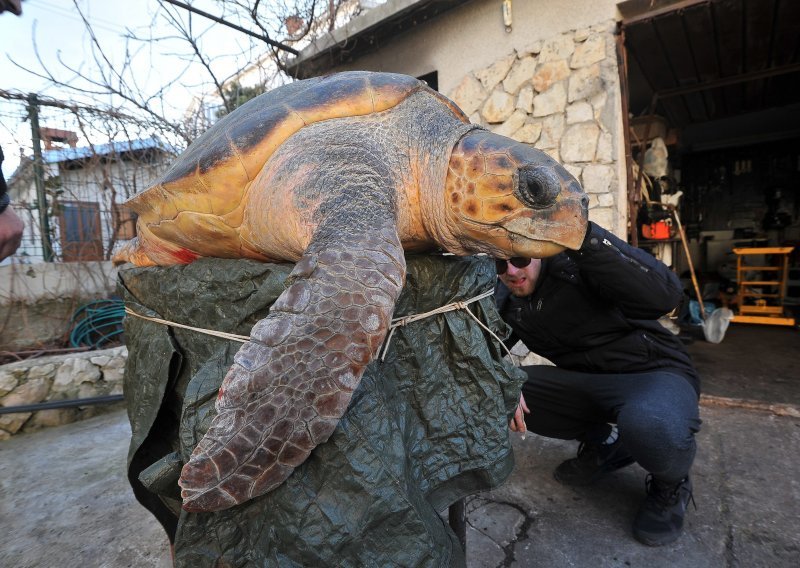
[6,133,174,264]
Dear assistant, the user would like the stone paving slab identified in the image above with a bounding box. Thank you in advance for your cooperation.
[0,405,797,567]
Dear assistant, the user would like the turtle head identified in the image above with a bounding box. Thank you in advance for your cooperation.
[444,130,588,258]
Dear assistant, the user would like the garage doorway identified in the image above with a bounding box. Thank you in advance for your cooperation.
[618,0,800,319]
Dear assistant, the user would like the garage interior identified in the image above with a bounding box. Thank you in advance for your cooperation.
[618,0,799,404]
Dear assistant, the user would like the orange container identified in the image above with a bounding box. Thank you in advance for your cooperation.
[642,220,671,240]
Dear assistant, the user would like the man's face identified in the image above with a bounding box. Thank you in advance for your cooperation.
[498,258,542,297]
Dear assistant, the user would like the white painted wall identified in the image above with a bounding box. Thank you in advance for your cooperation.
[330,0,621,95]
[0,261,118,303]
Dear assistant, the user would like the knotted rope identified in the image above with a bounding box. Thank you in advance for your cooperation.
[378,289,512,361]
[124,290,513,360]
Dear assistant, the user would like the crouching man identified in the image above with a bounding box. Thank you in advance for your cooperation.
[497,221,701,546]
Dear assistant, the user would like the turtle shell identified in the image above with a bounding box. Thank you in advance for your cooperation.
[127,72,467,223]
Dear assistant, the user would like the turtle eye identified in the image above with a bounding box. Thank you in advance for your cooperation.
[516,166,561,209]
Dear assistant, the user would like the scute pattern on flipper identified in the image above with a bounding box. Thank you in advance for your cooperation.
[178,227,406,512]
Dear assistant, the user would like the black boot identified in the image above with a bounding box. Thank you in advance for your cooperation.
[553,437,635,486]
[633,474,695,546]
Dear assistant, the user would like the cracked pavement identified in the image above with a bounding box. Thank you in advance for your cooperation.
[464,404,800,567]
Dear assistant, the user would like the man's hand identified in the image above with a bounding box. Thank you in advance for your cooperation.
[509,392,530,433]
[0,205,24,261]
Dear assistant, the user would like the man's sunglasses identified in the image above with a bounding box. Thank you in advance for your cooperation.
[495,257,532,275]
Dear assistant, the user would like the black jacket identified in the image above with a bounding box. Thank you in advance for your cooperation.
[496,222,700,395]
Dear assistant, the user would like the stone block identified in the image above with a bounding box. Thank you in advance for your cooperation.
[592,87,622,132]
[589,207,615,228]
[571,35,606,69]
[482,89,516,123]
[448,75,487,117]
[519,39,542,57]
[598,193,615,207]
[503,56,537,94]
[110,345,128,357]
[0,412,30,434]
[53,357,101,391]
[103,366,125,383]
[2,378,49,408]
[532,83,567,117]
[539,34,574,63]
[596,131,614,163]
[513,122,542,144]
[27,363,56,381]
[516,85,534,113]
[574,27,592,42]
[564,164,583,181]
[105,355,126,369]
[590,90,608,117]
[90,355,111,367]
[582,164,614,194]
[566,102,594,124]
[568,64,603,102]
[532,60,570,93]
[78,383,100,399]
[536,114,565,149]
[560,123,600,162]
[475,53,516,91]
[0,369,18,396]
[492,110,529,138]
[28,408,79,429]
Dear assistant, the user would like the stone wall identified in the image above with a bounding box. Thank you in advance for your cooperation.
[447,21,624,233]
[0,346,127,440]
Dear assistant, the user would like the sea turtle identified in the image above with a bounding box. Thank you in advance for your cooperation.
[114,71,588,513]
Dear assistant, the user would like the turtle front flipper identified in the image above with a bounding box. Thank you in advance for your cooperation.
[178,226,405,512]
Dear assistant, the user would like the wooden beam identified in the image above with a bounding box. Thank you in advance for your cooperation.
[621,0,714,26]
[657,63,800,98]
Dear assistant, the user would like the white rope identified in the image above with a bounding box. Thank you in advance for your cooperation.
[379,289,512,361]
[125,289,513,360]
[124,307,250,343]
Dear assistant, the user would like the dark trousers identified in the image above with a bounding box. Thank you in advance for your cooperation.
[520,365,701,484]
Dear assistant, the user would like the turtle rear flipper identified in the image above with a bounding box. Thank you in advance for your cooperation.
[178,226,406,512]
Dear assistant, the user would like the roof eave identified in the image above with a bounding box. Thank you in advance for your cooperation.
[285,0,470,79]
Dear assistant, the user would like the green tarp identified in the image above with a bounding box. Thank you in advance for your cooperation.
[119,254,526,567]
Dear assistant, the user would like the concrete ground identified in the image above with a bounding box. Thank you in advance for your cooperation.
[1,323,798,567]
